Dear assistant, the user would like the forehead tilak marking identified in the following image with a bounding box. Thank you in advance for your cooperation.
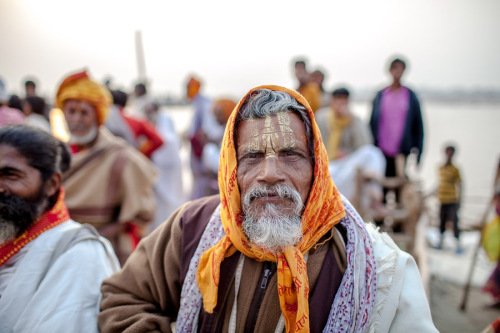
[243,112,296,160]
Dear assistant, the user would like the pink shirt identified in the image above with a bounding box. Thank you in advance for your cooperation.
[377,87,410,157]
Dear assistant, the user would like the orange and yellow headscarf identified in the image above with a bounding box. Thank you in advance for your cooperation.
[55,71,112,125]
[197,85,345,332]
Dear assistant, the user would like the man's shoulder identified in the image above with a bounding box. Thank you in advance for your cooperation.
[365,223,411,263]
[179,195,221,229]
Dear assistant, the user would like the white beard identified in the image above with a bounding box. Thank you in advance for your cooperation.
[69,123,98,145]
[242,184,304,253]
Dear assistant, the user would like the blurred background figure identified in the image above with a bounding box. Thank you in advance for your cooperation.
[24,79,37,97]
[316,87,386,216]
[186,76,216,199]
[0,78,24,127]
[201,98,236,194]
[56,70,157,265]
[144,102,184,233]
[130,82,151,118]
[294,58,321,113]
[107,89,163,159]
[435,145,462,253]
[311,69,330,108]
[8,95,23,112]
[370,57,424,202]
[22,96,51,132]
[482,159,500,307]
[105,89,138,147]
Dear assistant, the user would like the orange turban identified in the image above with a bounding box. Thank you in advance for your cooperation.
[212,98,237,124]
[197,85,346,333]
[186,77,201,99]
[55,71,112,125]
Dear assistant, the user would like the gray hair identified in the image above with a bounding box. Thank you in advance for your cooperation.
[235,89,315,164]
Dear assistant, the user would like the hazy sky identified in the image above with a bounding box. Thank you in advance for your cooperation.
[1,0,499,100]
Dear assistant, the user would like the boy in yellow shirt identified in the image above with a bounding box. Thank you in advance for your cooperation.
[437,145,462,253]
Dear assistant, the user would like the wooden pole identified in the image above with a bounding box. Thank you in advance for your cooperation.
[459,201,493,311]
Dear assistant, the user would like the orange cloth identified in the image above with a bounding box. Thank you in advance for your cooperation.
[196,85,345,333]
[55,71,112,125]
[326,111,352,161]
[187,77,201,99]
[213,98,237,123]
[0,188,70,267]
[298,82,321,113]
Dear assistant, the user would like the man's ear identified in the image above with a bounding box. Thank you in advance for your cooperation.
[44,172,62,197]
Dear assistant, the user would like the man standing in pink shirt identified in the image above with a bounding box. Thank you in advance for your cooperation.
[369,58,424,184]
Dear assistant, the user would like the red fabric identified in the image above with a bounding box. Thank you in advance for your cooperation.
[0,188,70,267]
[124,222,141,249]
[118,107,164,158]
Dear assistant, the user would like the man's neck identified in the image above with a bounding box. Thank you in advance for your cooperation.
[390,81,402,91]
[71,132,99,152]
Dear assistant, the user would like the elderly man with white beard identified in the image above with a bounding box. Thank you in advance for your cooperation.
[99,86,437,333]
[0,125,119,332]
[56,71,157,265]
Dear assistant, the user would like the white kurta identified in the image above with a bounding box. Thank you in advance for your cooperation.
[0,220,119,333]
[366,223,438,332]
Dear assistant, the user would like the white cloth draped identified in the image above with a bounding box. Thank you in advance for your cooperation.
[0,220,119,333]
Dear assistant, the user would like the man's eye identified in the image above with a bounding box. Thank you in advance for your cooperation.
[3,172,20,179]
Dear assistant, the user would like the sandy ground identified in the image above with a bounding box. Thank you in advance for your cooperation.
[426,228,500,332]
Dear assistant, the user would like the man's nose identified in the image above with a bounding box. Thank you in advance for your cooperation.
[256,157,285,185]
[0,183,7,195]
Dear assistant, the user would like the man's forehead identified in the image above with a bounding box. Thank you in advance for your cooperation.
[0,144,32,170]
[63,99,96,111]
[236,112,308,151]
[245,111,294,134]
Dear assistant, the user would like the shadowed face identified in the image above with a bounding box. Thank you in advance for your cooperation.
[390,62,405,83]
[236,112,313,219]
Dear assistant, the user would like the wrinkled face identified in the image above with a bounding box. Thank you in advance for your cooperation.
[0,145,48,243]
[236,112,313,219]
[63,100,98,143]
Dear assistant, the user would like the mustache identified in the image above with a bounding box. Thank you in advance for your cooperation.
[243,184,304,215]
[68,123,88,132]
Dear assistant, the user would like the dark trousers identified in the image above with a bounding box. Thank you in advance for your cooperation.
[440,203,460,239]
[383,154,407,203]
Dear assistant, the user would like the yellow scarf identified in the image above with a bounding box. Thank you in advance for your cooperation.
[326,110,352,161]
[197,85,345,332]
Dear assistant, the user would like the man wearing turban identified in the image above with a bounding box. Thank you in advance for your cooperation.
[99,86,437,332]
[57,70,157,265]
[186,76,220,199]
